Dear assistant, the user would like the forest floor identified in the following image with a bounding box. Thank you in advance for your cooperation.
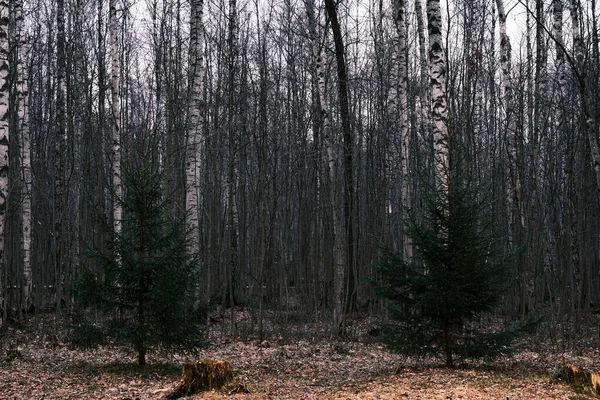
[1,312,599,399]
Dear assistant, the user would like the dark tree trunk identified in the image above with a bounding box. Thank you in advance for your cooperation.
[324,0,356,318]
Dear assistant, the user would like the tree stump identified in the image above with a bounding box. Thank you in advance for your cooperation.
[556,365,600,396]
[167,360,233,399]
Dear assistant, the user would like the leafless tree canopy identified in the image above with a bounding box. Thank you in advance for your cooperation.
[0,0,599,338]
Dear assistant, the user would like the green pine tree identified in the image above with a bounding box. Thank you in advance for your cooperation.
[374,160,526,367]
[76,159,204,365]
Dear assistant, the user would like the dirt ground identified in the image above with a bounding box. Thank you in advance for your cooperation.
[1,316,599,399]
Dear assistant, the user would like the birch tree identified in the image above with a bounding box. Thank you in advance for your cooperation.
[16,0,32,310]
[427,0,449,189]
[570,0,600,198]
[415,0,430,148]
[0,0,8,324]
[570,0,584,66]
[553,0,567,98]
[496,0,524,239]
[391,0,411,259]
[110,0,122,244]
[305,0,344,332]
[532,0,547,199]
[186,0,204,257]
[465,0,485,144]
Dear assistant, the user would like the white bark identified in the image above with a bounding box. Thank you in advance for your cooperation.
[16,0,32,309]
[415,0,429,149]
[392,0,411,259]
[468,0,484,144]
[0,0,9,317]
[110,0,122,240]
[497,0,524,232]
[553,0,567,98]
[427,0,449,191]
[570,1,600,196]
[570,0,584,66]
[531,0,546,228]
[306,0,344,332]
[534,0,547,143]
[186,0,204,257]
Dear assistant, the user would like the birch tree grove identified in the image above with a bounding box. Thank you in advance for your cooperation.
[0,0,598,344]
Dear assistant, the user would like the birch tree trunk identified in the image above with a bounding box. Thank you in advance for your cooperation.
[16,0,32,311]
[552,0,570,316]
[95,0,107,260]
[415,0,430,152]
[415,2,429,109]
[391,0,411,259]
[398,1,411,259]
[553,0,567,98]
[568,1,600,198]
[110,0,122,244]
[0,0,8,324]
[497,0,524,240]
[534,0,548,149]
[570,0,584,66]
[305,0,344,333]
[186,0,204,257]
[427,0,449,190]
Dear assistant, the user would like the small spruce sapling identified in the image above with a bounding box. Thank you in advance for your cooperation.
[374,157,529,367]
[76,158,204,365]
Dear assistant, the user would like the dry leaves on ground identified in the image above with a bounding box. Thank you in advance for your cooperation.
[1,327,599,400]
